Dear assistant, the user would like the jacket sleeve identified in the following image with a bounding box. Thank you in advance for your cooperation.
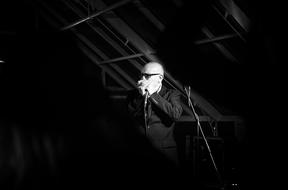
[126,90,145,122]
[149,89,183,121]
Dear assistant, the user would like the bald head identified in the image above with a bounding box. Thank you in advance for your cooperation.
[142,62,164,76]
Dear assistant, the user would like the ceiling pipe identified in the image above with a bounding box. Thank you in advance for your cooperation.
[194,33,238,45]
[61,0,134,31]
[99,53,151,65]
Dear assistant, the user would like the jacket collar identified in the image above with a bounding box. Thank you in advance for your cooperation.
[158,84,167,96]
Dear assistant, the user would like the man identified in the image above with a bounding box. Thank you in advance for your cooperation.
[126,62,183,167]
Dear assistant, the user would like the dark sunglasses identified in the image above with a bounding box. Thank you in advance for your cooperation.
[140,73,162,80]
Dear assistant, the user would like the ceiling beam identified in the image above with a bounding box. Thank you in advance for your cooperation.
[219,0,250,32]
[133,0,165,31]
[75,32,137,88]
[79,42,131,90]
[202,27,239,63]
[212,4,246,42]
[61,0,134,30]
[99,53,155,65]
[61,0,146,88]
[194,33,238,45]
[33,0,134,89]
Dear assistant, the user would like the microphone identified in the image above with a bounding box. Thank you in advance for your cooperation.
[144,89,149,109]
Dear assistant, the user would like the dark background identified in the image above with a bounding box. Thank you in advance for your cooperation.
[0,1,284,189]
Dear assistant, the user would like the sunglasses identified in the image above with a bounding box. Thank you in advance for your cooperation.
[140,73,162,80]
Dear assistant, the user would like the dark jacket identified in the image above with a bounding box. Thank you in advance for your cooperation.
[126,86,183,149]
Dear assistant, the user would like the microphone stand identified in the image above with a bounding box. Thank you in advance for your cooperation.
[184,86,225,190]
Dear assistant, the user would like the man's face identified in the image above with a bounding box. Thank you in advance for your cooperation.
[140,63,164,82]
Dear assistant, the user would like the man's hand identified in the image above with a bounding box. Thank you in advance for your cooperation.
[137,77,162,96]
[137,79,151,96]
[145,79,161,96]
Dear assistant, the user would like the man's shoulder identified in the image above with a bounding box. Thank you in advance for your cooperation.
[158,86,181,96]
[165,88,182,96]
